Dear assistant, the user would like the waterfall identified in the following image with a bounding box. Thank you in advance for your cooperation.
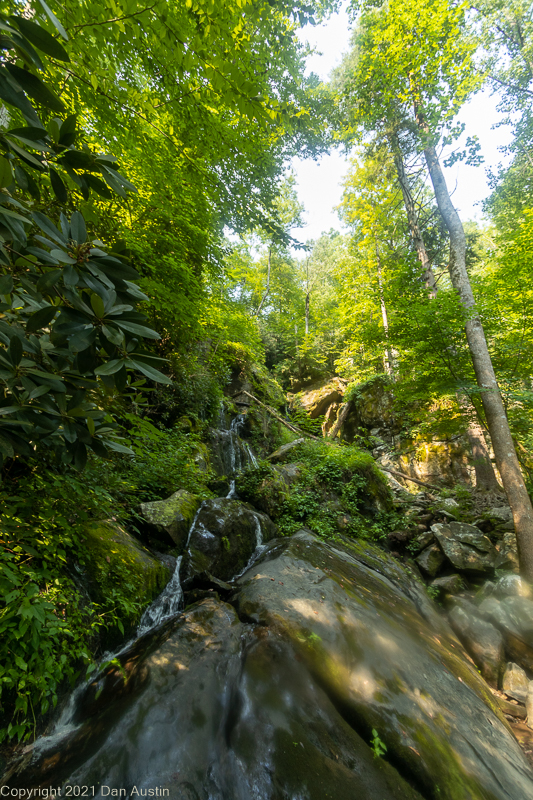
[226,414,246,498]
[136,556,183,636]
[25,410,262,760]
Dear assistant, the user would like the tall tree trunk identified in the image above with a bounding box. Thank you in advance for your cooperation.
[256,246,271,315]
[392,138,499,491]
[375,237,394,377]
[305,292,310,336]
[391,136,437,297]
[424,143,533,579]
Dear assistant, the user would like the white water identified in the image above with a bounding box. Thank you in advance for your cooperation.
[137,556,183,636]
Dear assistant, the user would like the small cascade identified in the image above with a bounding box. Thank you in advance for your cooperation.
[234,512,268,579]
[226,414,246,498]
[137,556,183,636]
[243,441,258,468]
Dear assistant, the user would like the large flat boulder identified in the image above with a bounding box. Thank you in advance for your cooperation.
[234,532,533,799]
[11,532,533,799]
[431,521,497,573]
[14,601,422,799]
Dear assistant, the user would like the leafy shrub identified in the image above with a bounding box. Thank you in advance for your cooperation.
[0,466,115,743]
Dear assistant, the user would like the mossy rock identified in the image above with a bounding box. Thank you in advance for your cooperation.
[140,489,201,550]
[81,520,171,626]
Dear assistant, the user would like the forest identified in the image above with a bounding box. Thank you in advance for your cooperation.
[2,0,533,796]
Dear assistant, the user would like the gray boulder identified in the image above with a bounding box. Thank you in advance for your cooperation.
[503,662,529,703]
[479,595,533,671]
[139,489,201,550]
[494,574,533,600]
[495,530,520,574]
[431,521,497,573]
[409,530,434,554]
[415,543,445,577]
[448,597,504,686]
[430,574,464,596]
[489,506,513,524]
[268,437,306,463]
[182,497,277,584]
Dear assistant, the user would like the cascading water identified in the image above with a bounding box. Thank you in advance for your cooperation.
[18,409,262,772]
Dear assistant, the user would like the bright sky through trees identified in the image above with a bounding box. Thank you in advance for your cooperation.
[291,3,514,243]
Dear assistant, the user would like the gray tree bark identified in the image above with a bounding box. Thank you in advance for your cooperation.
[424,143,533,579]
[392,140,500,491]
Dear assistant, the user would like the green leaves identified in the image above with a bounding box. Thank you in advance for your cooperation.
[10,17,70,62]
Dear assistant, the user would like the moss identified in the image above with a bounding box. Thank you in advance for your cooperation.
[81,521,171,627]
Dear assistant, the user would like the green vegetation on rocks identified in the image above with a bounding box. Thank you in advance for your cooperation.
[236,440,396,540]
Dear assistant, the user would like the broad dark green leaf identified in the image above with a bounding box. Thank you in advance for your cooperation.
[94,358,127,376]
[11,17,70,62]
[59,115,77,147]
[25,247,59,266]
[49,168,68,203]
[0,276,13,294]
[59,150,94,170]
[7,126,47,141]
[36,269,62,293]
[8,336,23,366]
[0,157,13,189]
[0,70,40,125]
[126,358,171,384]
[26,305,56,332]
[32,212,67,246]
[6,65,65,113]
[70,211,86,244]
[84,173,112,198]
[36,0,68,41]
[114,319,160,339]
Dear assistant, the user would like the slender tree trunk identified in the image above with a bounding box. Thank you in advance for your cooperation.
[256,246,271,315]
[424,143,533,579]
[305,257,310,336]
[375,237,394,377]
[392,136,499,490]
[391,137,437,297]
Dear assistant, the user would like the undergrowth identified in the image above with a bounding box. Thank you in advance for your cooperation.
[0,418,213,745]
[236,440,397,542]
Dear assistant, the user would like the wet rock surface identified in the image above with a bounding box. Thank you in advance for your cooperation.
[182,497,277,584]
[479,595,533,671]
[7,531,533,799]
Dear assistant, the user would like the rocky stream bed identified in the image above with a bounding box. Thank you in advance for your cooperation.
[4,400,533,799]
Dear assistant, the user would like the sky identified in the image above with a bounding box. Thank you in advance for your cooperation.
[290,4,514,244]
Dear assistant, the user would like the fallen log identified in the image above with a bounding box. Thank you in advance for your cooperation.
[379,465,440,492]
[242,391,321,441]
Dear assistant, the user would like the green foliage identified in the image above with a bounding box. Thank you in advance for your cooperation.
[371,728,387,759]
[236,440,393,541]
[0,411,215,743]
[0,466,114,743]
[0,9,172,470]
